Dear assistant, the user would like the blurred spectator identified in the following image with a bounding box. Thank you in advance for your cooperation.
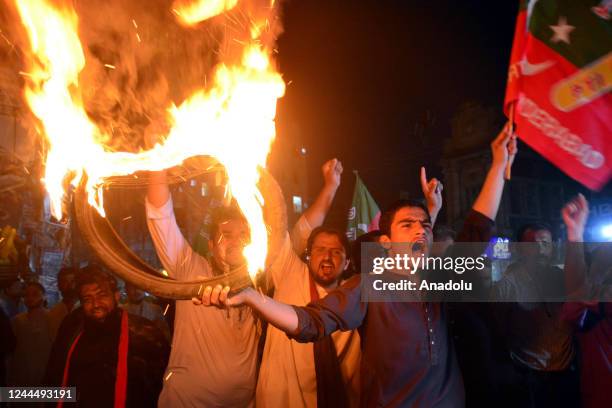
[48,267,79,341]
[0,279,26,319]
[492,197,588,407]
[7,281,52,386]
[562,243,612,408]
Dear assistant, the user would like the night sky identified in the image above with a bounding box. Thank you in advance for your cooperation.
[275,0,520,224]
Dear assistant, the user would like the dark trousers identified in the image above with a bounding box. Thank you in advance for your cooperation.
[514,363,581,408]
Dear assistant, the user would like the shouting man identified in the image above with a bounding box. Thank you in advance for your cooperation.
[196,124,517,407]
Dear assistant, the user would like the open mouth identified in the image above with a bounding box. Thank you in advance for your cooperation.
[411,242,425,252]
[319,263,335,272]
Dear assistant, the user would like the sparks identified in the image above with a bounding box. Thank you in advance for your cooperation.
[13,0,285,281]
[173,0,238,25]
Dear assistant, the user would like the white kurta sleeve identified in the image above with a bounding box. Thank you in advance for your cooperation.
[268,231,307,289]
[290,215,313,257]
[145,196,211,281]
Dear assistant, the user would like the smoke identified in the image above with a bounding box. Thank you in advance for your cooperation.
[0,0,283,152]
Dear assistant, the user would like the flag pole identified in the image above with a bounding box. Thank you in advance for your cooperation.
[504,102,515,181]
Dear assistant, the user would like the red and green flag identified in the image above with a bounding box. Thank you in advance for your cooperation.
[505,0,612,190]
[347,172,381,241]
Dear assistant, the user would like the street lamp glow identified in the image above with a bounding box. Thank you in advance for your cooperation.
[601,224,612,240]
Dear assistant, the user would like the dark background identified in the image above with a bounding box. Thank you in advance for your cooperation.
[274,0,523,224]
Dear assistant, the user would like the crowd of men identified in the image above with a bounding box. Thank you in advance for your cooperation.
[0,124,610,407]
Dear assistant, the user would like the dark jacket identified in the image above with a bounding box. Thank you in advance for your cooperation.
[45,307,169,407]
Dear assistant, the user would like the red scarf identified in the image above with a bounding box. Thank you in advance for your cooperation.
[57,310,129,408]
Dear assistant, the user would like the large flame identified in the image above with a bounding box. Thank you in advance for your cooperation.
[173,0,239,25]
[13,0,285,278]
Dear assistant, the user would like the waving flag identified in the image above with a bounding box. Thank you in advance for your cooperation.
[505,0,612,190]
[347,172,381,241]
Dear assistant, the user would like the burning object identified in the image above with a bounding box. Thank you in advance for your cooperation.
[3,0,287,297]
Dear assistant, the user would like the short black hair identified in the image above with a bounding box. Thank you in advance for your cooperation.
[58,266,77,281]
[209,205,250,243]
[379,199,430,237]
[516,223,553,242]
[306,226,352,258]
[76,265,118,295]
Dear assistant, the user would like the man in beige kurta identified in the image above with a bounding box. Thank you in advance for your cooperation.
[147,197,260,407]
[257,219,361,408]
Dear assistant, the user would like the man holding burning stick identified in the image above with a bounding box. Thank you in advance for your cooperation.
[146,158,344,407]
[195,125,517,407]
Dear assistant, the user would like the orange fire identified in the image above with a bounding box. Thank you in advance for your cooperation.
[12,0,285,278]
[173,0,239,25]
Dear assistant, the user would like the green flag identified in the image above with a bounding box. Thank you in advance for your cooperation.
[347,172,381,241]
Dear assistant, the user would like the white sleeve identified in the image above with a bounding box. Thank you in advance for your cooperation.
[145,196,211,281]
[290,215,313,256]
[268,231,306,289]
